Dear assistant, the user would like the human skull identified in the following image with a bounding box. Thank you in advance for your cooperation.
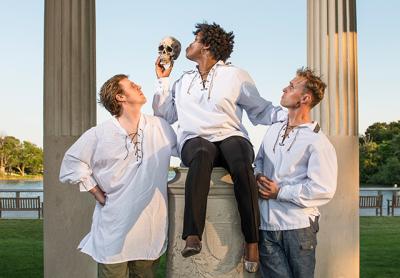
[158,36,181,65]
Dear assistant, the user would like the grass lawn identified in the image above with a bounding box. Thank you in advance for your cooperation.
[360,217,400,278]
[0,220,43,278]
[0,217,399,277]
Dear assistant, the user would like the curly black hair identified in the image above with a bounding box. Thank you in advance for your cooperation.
[193,22,235,62]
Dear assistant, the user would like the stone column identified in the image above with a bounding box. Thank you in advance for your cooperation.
[307,1,359,277]
[167,168,260,277]
[43,1,96,277]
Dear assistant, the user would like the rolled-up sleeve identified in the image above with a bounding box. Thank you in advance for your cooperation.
[152,77,178,124]
[59,127,98,192]
[159,117,179,157]
[277,143,338,208]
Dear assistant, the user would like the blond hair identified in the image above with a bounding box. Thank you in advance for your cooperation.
[296,67,327,108]
[99,74,128,116]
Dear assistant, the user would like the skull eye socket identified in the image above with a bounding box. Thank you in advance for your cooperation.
[166,46,173,52]
[158,45,165,51]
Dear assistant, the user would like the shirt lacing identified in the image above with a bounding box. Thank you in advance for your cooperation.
[273,121,300,153]
[123,128,144,166]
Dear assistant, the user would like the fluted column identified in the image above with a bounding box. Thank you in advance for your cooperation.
[43,0,96,277]
[307,1,359,277]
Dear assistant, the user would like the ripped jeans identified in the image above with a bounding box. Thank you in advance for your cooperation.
[259,217,319,278]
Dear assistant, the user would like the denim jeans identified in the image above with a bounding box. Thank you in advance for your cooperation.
[259,217,319,278]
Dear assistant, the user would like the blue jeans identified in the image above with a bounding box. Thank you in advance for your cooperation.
[259,217,319,278]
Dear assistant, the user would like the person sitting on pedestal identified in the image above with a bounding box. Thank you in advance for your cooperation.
[153,22,284,273]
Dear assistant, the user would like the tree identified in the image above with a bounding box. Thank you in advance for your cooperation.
[24,141,43,175]
[365,121,400,144]
[0,136,43,176]
[360,120,400,185]
[359,137,379,184]
[0,136,21,175]
[0,136,5,175]
[369,157,400,185]
[12,141,43,176]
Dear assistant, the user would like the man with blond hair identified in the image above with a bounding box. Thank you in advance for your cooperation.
[255,68,338,278]
[60,74,177,277]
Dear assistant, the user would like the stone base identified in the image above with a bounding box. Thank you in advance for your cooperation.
[167,167,260,277]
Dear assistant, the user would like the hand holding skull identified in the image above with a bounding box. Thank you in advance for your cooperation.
[155,56,173,78]
[155,36,181,78]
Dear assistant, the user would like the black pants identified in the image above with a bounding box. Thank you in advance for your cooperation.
[181,136,260,243]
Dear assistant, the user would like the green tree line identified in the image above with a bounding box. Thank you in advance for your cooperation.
[360,121,400,185]
[0,136,43,176]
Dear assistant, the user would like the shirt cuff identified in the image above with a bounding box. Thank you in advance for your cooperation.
[277,183,301,202]
[78,175,97,192]
[254,168,263,177]
[156,77,170,94]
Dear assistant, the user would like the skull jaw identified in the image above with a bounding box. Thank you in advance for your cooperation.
[159,53,173,66]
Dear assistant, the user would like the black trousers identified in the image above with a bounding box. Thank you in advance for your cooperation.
[181,136,260,243]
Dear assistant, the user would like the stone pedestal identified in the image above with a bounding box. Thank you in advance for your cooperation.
[167,167,260,277]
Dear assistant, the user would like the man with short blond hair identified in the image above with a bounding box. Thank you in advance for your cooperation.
[255,68,338,278]
[60,74,177,278]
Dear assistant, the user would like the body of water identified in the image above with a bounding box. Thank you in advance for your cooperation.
[0,180,43,219]
[359,189,400,216]
[1,179,398,218]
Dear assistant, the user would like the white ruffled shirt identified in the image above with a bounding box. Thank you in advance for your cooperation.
[255,121,338,231]
[152,60,284,153]
[59,114,177,263]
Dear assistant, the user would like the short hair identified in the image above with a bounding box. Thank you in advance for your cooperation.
[99,74,128,117]
[193,22,234,62]
[296,67,327,108]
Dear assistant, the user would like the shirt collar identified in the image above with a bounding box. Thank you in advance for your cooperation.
[195,60,225,73]
[111,113,145,136]
[296,121,320,133]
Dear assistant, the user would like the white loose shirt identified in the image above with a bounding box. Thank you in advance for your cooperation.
[59,114,177,263]
[152,60,284,153]
[254,121,338,231]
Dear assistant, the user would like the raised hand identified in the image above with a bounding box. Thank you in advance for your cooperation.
[155,56,174,78]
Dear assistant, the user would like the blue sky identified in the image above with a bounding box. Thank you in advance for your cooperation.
[0,1,399,149]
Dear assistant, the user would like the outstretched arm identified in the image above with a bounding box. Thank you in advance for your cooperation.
[152,57,178,124]
[237,71,286,125]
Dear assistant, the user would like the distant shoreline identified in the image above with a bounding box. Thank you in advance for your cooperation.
[0,175,43,182]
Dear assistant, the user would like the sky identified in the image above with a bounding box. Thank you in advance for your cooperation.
[0,1,399,152]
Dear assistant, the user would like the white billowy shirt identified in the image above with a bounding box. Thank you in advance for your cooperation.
[59,114,177,264]
[254,121,338,231]
[152,60,285,153]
